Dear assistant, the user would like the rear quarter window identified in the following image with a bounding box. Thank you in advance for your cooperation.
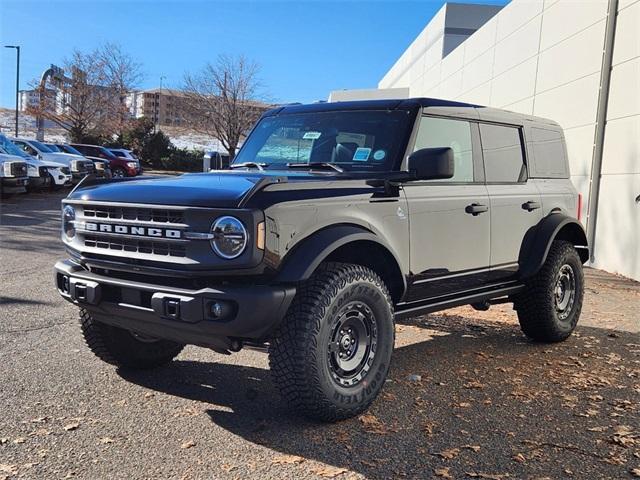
[529,127,569,178]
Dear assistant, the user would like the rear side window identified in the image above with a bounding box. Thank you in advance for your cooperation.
[480,124,526,183]
[530,127,568,177]
[413,116,474,182]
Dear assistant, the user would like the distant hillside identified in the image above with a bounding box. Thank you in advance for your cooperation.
[0,108,227,153]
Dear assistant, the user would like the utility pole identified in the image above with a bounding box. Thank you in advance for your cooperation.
[154,75,166,133]
[4,45,20,137]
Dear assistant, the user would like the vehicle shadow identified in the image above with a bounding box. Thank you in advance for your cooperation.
[119,316,638,479]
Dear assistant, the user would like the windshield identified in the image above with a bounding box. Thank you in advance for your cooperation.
[0,134,30,158]
[233,110,411,172]
[59,144,83,156]
[45,143,62,152]
[29,140,53,153]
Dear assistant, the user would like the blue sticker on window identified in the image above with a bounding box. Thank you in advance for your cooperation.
[373,150,386,161]
[353,147,371,161]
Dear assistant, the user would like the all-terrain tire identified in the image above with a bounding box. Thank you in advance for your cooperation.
[79,309,184,369]
[269,262,395,422]
[515,240,584,342]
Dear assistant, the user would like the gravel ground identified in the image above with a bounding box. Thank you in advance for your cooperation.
[1,191,639,480]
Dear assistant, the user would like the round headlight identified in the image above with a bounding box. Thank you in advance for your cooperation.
[210,216,247,259]
[62,205,76,238]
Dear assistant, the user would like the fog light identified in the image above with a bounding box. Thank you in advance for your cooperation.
[62,275,70,293]
[210,302,223,318]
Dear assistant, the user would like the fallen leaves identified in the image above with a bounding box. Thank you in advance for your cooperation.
[435,448,460,460]
[358,413,387,435]
[435,467,452,478]
[271,455,349,478]
[271,455,304,465]
[63,422,79,432]
[465,473,508,480]
[309,465,348,478]
[180,440,196,449]
[512,453,526,463]
[611,425,638,448]
[630,467,640,478]
[99,437,114,444]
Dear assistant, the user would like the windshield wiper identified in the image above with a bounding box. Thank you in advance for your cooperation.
[230,162,266,171]
[286,162,344,173]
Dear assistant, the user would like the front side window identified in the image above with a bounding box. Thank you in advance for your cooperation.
[413,116,474,182]
[234,110,411,172]
[480,124,526,183]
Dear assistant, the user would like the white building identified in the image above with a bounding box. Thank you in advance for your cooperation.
[332,0,640,281]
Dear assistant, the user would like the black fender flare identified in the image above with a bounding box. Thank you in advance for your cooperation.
[275,224,406,292]
[519,214,589,279]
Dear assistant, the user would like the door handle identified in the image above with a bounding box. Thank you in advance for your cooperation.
[522,201,541,211]
[465,203,489,215]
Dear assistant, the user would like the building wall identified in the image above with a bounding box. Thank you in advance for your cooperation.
[378,0,640,280]
[593,0,640,280]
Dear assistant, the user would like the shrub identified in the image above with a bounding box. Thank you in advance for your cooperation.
[159,148,204,172]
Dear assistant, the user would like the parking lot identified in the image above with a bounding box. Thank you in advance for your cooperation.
[1,191,639,480]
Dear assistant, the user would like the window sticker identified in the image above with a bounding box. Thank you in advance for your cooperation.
[353,147,372,161]
[373,149,386,161]
[302,131,322,140]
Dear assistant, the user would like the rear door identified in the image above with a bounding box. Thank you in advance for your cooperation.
[402,115,491,303]
[480,123,542,280]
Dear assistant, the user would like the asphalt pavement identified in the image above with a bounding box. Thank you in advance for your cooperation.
[1,191,639,480]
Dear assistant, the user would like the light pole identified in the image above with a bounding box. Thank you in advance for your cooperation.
[155,75,166,133]
[4,45,20,137]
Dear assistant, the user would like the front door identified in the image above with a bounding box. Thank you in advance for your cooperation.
[479,123,543,280]
[402,115,491,303]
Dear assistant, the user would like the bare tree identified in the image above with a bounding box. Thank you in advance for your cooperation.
[27,44,142,141]
[182,54,268,159]
[98,43,143,134]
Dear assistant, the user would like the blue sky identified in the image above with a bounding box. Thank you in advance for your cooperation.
[0,0,507,109]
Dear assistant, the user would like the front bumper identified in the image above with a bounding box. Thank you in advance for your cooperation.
[54,259,296,350]
[1,176,28,193]
[27,176,51,190]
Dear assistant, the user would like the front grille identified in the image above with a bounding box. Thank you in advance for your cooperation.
[85,162,96,173]
[84,235,187,257]
[83,205,185,224]
[10,162,27,177]
[60,167,70,175]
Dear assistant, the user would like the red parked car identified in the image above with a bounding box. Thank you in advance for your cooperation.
[70,144,142,178]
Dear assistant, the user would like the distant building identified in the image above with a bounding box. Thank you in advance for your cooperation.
[126,88,188,127]
[18,89,56,113]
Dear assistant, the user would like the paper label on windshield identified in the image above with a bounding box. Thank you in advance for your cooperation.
[303,131,322,140]
[353,147,371,161]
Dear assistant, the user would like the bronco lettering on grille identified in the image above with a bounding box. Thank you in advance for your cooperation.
[84,222,182,239]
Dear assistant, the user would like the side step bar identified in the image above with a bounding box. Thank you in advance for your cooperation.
[394,284,525,321]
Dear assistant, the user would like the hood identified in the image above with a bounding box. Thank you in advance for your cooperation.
[68,171,270,208]
[27,157,66,169]
[42,152,85,164]
[0,153,25,164]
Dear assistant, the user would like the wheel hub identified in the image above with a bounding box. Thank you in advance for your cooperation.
[328,302,377,387]
[554,264,576,320]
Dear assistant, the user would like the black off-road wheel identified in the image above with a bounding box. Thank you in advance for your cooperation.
[269,262,395,422]
[79,309,185,369]
[515,240,584,342]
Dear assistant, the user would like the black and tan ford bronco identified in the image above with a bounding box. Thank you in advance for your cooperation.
[55,98,588,421]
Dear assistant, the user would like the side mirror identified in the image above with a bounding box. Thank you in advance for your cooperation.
[407,147,454,180]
